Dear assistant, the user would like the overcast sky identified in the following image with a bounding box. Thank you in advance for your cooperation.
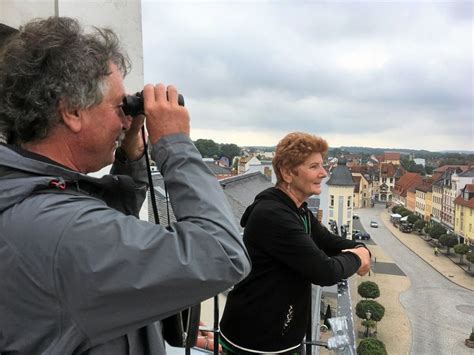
[142,0,473,152]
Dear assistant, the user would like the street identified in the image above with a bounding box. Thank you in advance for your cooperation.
[356,205,474,355]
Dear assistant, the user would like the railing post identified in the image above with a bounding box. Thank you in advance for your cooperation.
[213,295,219,355]
[306,289,312,355]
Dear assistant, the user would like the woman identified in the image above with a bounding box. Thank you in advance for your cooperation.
[220,132,371,354]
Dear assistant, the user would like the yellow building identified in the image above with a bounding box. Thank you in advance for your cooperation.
[415,180,432,222]
[425,190,432,223]
[352,173,371,208]
[454,184,474,246]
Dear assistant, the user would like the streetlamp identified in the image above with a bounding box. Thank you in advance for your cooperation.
[364,310,372,337]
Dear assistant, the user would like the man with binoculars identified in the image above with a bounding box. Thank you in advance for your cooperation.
[0,16,250,354]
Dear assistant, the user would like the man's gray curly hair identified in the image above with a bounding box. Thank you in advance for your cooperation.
[0,17,131,144]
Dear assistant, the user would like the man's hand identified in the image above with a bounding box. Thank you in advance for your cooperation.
[342,247,371,276]
[143,83,190,145]
[119,114,146,161]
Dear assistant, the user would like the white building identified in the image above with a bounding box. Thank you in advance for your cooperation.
[326,161,356,237]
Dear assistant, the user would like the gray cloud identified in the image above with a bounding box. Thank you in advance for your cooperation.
[142,1,473,151]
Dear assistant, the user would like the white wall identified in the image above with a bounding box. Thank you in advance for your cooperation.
[1,0,143,94]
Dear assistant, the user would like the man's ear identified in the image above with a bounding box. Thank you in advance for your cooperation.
[59,99,82,133]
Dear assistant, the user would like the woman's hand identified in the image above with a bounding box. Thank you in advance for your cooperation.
[342,247,371,276]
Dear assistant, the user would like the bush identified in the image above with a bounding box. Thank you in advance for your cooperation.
[470,331,474,341]
[467,251,474,265]
[439,234,458,254]
[357,338,387,355]
[413,219,425,232]
[400,209,412,217]
[356,300,385,322]
[391,206,401,214]
[429,223,446,240]
[358,281,380,299]
[454,243,470,263]
[361,319,376,329]
[407,214,420,225]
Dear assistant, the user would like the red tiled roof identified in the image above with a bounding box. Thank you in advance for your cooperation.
[454,195,474,209]
[380,163,397,178]
[433,165,470,173]
[465,184,474,193]
[393,172,423,197]
[384,152,400,161]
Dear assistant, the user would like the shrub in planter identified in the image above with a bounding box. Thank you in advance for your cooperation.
[429,223,446,240]
[357,338,387,355]
[356,300,385,322]
[413,219,425,233]
[439,234,458,254]
[407,214,420,225]
[454,243,470,263]
[467,252,474,270]
[358,281,380,299]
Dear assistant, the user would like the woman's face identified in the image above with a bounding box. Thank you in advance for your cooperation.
[289,152,328,200]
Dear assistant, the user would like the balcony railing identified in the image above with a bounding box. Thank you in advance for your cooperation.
[167,279,357,355]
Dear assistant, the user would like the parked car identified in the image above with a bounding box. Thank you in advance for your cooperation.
[370,221,378,228]
[353,214,359,219]
[399,224,413,233]
[354,231,371,240]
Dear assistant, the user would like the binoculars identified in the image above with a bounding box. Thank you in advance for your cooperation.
[122,91,185,116]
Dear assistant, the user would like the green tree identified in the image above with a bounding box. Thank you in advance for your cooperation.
[355,300,385,322]
[357,338,387,355]
[467,251,474,266]
[407,214,420,225]
[429,223,446,240]
[400,157,426,175]
[392,206,403,214]
[439,234,458,254]
[424,225,431,235]
[399,209,412,217]
[219,143,241,164]
[194,139,219,158]
[453,243,470,263]
[413,220,425,233]
[358,281,380,299]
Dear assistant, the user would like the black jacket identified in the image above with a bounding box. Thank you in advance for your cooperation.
[220,187,366,353]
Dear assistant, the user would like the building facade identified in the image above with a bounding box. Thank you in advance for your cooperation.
[454,184,474,246]
[326,161,356,237]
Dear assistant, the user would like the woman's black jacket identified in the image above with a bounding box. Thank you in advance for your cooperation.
[220,187,368,353]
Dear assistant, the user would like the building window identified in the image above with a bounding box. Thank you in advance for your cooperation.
[347,196,352,208]
[330,195,334,207]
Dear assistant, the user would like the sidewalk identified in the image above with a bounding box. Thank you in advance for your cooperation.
[349,240,411,355]
[379,210,474,291]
